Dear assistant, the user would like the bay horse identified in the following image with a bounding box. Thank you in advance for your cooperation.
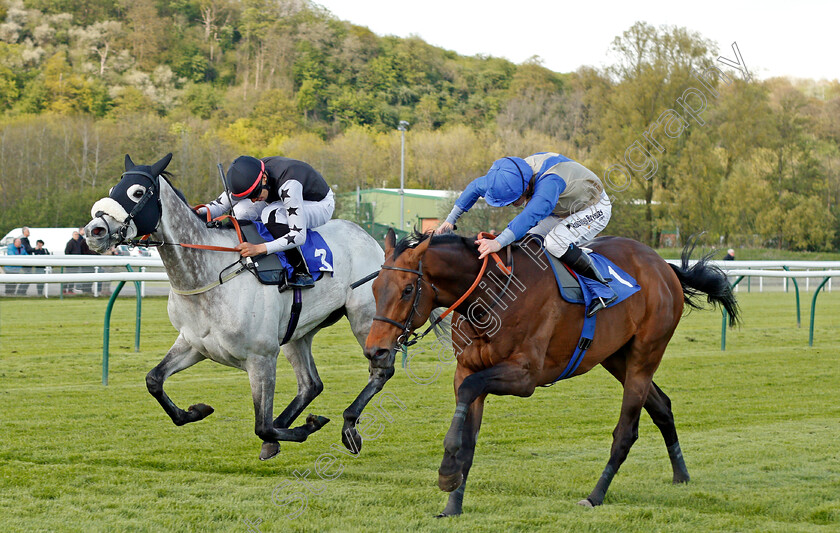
[364,229,739,515]
[84,153,384,460]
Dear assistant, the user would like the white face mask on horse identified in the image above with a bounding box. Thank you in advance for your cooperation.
[86,153,172,251]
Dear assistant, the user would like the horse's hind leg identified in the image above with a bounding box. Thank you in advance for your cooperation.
[646,381,690,483]
[246,356,328,461]
[582,342,668,507]
[602,355,690,484]
[146,335,213,426]
[273,332,327,429]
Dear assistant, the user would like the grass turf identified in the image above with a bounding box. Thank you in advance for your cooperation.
[0,291,838,532]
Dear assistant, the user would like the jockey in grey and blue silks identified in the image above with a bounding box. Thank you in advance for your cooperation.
[201,156,335,287]
[441,152,617,317]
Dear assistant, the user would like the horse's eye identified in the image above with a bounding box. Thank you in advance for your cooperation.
[402,285,413,297]
[127,184,147,203]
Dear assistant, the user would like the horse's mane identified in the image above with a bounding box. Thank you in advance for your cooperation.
[159,170,206,222]
[393,230,476,260]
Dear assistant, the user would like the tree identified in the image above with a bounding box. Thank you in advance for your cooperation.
[596,22,717,246]
[70,20,123,76]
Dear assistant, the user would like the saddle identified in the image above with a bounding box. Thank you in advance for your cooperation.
[239,222,288,287]
[546,254,585,303]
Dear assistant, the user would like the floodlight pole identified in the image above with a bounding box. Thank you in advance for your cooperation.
[398,121,409,231]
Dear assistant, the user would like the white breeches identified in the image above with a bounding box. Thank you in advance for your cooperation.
[529,192,612,257]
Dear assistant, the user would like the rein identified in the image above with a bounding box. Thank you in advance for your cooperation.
[126,209,245,253]
[374,232,512,349]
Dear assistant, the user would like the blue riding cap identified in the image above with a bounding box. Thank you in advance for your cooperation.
[483,157,532,207]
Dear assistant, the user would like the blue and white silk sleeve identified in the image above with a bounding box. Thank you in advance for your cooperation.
[264,180,308,254]
[453,176,488,213]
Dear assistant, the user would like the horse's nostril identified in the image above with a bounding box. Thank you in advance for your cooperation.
[92,227,104,236]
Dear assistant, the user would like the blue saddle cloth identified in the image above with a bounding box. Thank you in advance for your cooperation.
[535,245,640,385]
[253,221,334,279]
[544,247,640,309]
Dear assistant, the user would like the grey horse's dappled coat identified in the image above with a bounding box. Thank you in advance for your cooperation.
[85,154,385,459]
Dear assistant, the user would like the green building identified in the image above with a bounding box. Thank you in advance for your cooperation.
[341,188,454,243]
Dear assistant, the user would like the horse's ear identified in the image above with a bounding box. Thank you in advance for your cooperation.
[124,154,135,171]
[151,153,173,177]
[384,228,396,257]
[413,236,432,257]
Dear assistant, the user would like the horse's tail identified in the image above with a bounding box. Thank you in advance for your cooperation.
[668,237,741,327]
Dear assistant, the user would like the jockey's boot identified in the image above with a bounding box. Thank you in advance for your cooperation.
[285,246,315,289]
[561,243,617,317]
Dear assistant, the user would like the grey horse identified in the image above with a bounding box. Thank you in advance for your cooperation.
[84,153,387,460]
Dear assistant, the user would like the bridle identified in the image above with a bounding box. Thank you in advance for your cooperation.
[93,169,161,244]
[373,260,440,347]
[95,171,244,254]
[373,233,512,349]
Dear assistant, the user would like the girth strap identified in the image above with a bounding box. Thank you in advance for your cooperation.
[281,288,303,345]
[543,311,596,386]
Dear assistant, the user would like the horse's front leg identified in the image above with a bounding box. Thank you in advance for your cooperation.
[341,350,396,453]
[146,335,213,426]
[439,359,535,492]
[437,394,486,517]
[247,356,328,461]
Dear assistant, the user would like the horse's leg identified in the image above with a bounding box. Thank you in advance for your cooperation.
[582,342,667,507]
[146,334,213,426]
[273,332,327,429]
[437,394,486,517]
[439,359,535,492]
[340,351,395,453]
[601,354,690,484]
[646,381,690,483]
[339,290,385,452]
[246,356,326,461]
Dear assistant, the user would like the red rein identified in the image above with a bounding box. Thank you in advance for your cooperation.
[437,231,511,320]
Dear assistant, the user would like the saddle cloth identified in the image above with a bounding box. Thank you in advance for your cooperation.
[240,222,334,284]
[542,247,640,308]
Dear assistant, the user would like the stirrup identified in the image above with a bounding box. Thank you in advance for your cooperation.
[287,273,315,289]
[586,294,618,317]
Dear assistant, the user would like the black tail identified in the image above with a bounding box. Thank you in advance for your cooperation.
[668,237,741,327]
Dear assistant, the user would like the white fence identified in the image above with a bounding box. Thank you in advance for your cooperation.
[665,260,838,293]
[0,256,166,297]
[2,256,838,296]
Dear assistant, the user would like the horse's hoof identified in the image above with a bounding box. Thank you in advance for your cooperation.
[305,414,330,431]
[259,441,280,461]
[576,498,595,508]
[438,472,463,492]
[188,403,214,420]
[435,512,459,518]
[673,473,690,484]
[341,426,362,454]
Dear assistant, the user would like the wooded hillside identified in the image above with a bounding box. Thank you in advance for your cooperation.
[0,0,837,250]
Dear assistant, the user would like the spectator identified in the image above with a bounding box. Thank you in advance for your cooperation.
[723,248,735,261]
[31,239,50,296]
[65,230,84,294]
[19,226,35,284]
[5,237,29,296]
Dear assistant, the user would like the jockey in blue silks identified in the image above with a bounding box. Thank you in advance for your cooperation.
[437,152,617,316]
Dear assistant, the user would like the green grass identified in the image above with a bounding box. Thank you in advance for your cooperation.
[1,292,839,532]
